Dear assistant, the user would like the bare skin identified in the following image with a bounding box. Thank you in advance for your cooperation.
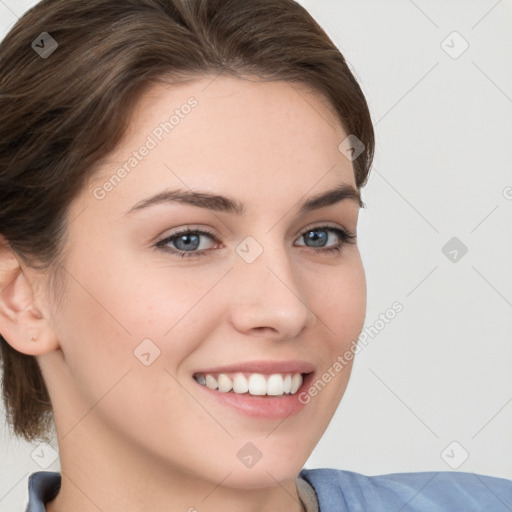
[0,74,366,512]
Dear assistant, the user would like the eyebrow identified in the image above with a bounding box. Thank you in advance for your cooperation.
[126,182,363,217]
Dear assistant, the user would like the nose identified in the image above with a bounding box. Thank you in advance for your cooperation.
[227,240,317,340]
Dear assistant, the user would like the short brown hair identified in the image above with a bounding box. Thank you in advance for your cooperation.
[0,0,375,443]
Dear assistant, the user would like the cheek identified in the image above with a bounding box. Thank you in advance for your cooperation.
[51,264,205,443]
[54,257,226,383]
[310,255,366,342]
[305,256,366,399]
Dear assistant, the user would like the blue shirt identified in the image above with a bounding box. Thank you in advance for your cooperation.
[25,468,512,511]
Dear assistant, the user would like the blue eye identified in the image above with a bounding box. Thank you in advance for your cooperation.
[296,226,356,254]
[159,229,214,254]
[156,225,356,259]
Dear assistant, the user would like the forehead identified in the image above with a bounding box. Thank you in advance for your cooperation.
[83,75,356,218]
[130,74,345,138]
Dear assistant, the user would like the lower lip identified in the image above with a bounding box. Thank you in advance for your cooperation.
[193,373,314,420]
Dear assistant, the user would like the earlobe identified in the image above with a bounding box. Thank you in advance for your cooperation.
[0,238,60,356]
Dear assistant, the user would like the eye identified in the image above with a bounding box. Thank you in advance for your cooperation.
[155,224,356,259]
[155,227,219,258]
[295,225,357,255]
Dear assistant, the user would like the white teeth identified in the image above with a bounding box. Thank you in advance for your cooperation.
[233,373,249,394]
[283,374,292,393]
[248,374,267,395]
[217,374,232,393]
[266,374,284,396]
[194,372,305,397]
[291,374,302,394]
[205,374,217,390]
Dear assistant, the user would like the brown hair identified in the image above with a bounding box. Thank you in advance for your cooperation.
[0,0,374,443]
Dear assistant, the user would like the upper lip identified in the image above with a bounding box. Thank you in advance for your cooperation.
[193,360,315,375]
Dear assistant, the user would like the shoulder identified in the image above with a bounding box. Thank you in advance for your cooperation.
[299,467,512,512]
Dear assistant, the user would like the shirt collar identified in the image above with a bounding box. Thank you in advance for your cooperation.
[26,471,60,512]
[26,471,319,512]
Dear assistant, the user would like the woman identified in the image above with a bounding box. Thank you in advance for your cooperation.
[0,0,510,511]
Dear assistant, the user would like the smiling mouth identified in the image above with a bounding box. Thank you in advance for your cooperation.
[193,371,309,397]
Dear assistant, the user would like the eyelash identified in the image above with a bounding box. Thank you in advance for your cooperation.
[155,225,357,259]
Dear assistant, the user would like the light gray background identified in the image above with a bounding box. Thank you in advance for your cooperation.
[1,0,511,510]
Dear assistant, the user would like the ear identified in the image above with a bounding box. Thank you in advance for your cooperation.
[0,236,60,356]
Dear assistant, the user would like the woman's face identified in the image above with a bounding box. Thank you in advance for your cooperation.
[39,75,366,491]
